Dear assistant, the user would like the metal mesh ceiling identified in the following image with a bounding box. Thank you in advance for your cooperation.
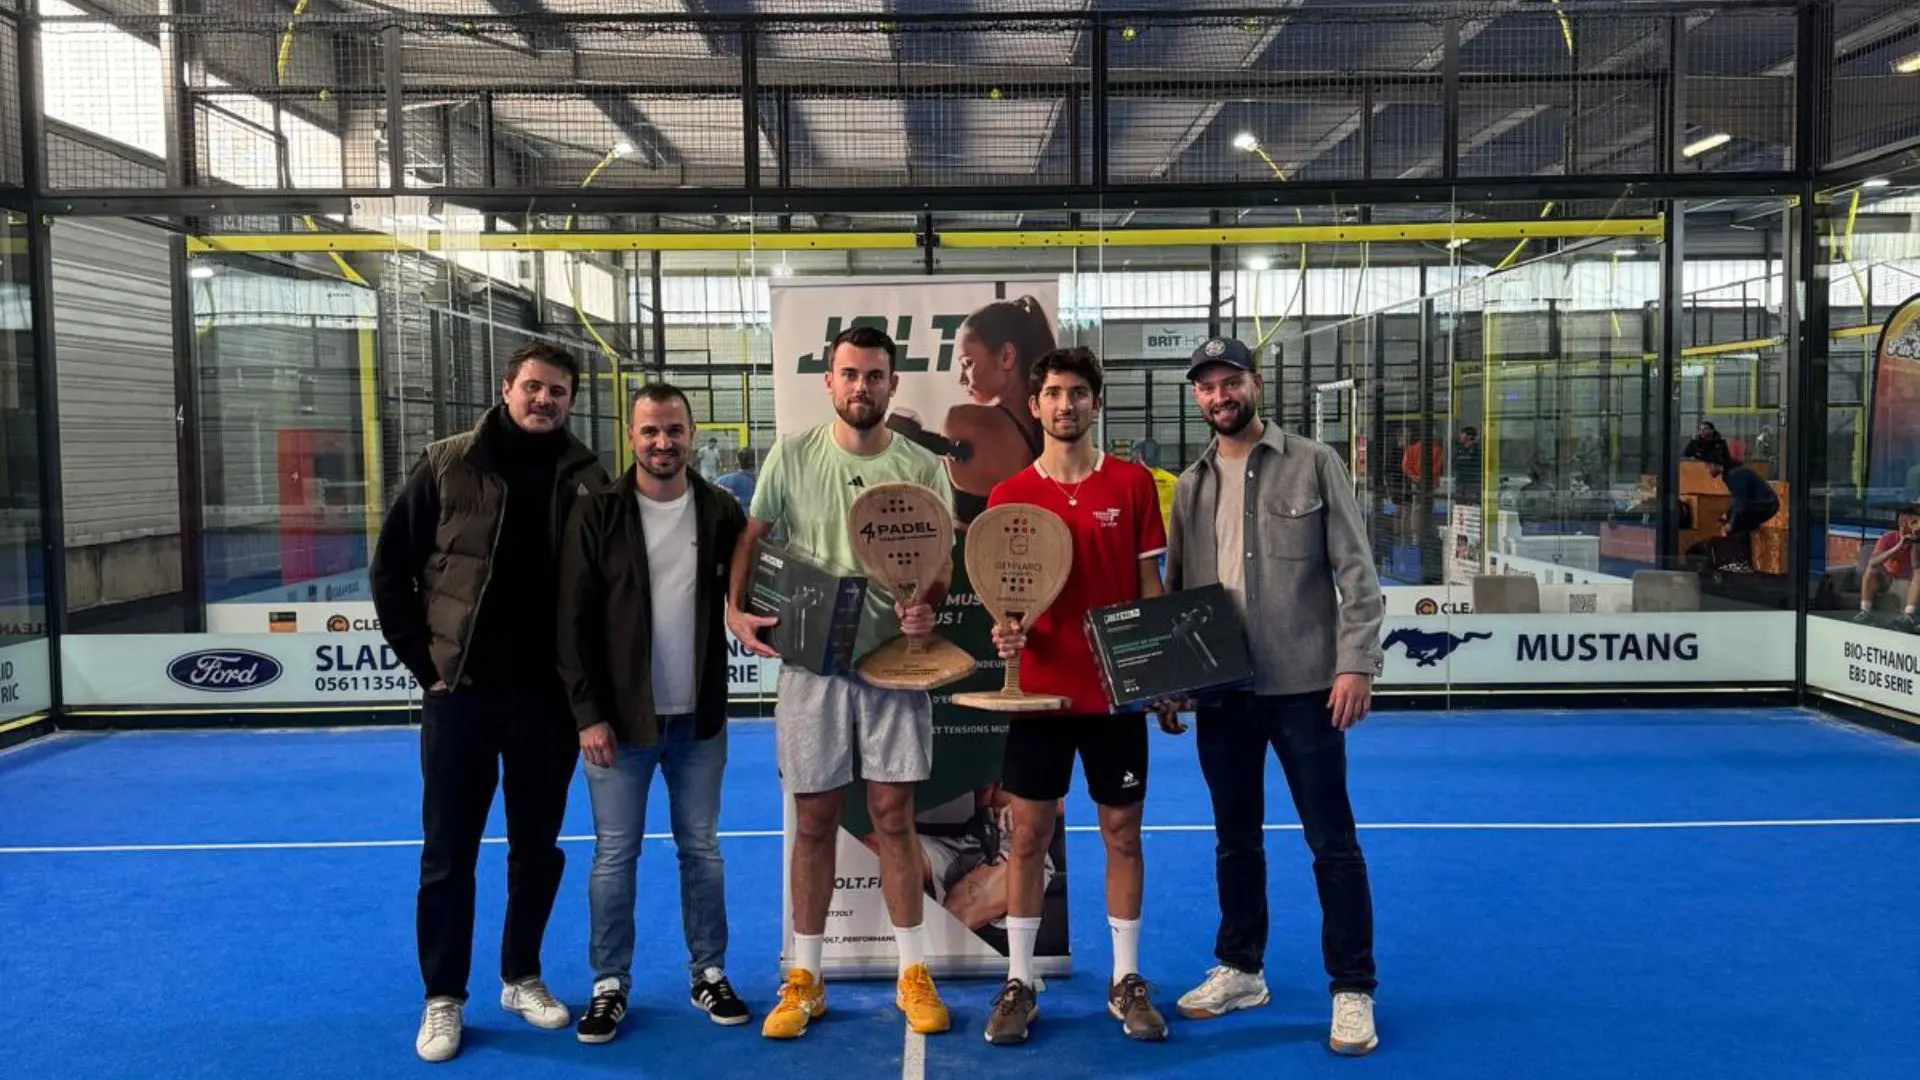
[25,1,1920,195]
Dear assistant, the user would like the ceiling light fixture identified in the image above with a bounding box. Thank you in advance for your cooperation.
[1682,132,1731,158]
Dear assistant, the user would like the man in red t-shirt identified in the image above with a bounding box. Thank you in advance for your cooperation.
[1857,518,1920,630]
[977,346,1172,1047]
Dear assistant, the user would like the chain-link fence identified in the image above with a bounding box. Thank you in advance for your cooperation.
[9,2,1860,200]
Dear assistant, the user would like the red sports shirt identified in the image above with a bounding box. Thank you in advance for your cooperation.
[986,452,1168,714]
[1873,530,1915,579]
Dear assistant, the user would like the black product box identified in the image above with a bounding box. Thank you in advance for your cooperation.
[749,541,869,677]
[1085,584,1254,710]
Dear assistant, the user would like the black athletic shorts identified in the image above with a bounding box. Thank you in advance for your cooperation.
[1000,713,1148,807]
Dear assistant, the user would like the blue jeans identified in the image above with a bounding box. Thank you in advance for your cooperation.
[1195,690,1376,995]
[584,714,728,987]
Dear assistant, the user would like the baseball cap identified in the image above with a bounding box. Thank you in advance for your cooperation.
[1185,337,1256,381]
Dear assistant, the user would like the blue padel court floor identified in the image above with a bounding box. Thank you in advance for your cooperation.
[3,706,1918,1080]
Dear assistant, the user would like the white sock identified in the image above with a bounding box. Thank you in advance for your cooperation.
[1005,916,1042,986]
[1863,599,1874,612]
[1108,915,1141,981]
[894,922,926,974]
[794,932,824,978]
[1905,605,1916,616]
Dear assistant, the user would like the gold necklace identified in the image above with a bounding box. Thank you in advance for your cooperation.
[1041,455,1097,507]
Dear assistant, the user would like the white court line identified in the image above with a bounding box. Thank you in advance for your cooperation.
[902,1028,926,1080]
[3,818,1918,856]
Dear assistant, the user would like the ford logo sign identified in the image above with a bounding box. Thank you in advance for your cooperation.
[166,649,284,692]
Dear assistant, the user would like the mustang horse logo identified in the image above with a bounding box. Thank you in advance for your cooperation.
[1384,628,1492,668]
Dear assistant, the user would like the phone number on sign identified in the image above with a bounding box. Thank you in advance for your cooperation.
[314,674,418,694]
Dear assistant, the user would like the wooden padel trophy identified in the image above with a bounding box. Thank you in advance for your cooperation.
[950,502,1074,712]
[847,482,975,691]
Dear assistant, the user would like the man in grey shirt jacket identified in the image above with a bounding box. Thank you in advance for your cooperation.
[1163,337,1385,1058]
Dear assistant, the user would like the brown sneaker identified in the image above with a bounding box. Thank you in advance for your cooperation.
[984,979,1038,1046]
[1107,973,1168,1040]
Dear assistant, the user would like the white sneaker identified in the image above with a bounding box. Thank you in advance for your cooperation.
[416,998,463,1063]
[1175,965,1270,1019]
[1330,991,1378,1056]
[500,976,572,1030]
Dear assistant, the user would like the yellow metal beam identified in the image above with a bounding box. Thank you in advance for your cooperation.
[938,219,1659,248]
[188,232,922,255]
[186,218,1662,256]
[1680,336,1783,359]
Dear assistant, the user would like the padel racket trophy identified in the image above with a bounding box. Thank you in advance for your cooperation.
[950,502,1074,712]
[848,482,974,691]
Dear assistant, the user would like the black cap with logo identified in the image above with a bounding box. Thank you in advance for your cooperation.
[1185,337,1257,381]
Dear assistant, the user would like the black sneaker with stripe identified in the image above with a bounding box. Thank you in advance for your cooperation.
[692,968,749,1026]
[576,981,627,1045]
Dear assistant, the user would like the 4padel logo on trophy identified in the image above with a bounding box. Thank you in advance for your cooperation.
[166,649,284,692]
[1384,628,1491,668]
[858,520,943,541]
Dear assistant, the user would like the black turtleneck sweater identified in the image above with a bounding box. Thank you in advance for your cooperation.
[462,410,568,693]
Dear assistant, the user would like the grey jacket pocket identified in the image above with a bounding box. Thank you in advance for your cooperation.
[1264,498,1326,562]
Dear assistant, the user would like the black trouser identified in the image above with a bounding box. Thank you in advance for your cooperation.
[1195,689,1377,996]
[1728,503,1778,537]
[417,686,579,1002]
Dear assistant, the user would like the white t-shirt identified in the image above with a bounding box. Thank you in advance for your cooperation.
[639,489,699,715]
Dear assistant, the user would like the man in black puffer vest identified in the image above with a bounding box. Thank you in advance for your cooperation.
[371,343,610,1064]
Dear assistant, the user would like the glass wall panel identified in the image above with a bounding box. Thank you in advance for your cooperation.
[1805,169,1920,725]
[34,196,1830,712]
[0,209,49,724]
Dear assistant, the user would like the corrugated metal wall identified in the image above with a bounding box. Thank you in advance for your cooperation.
[52,217,176,547]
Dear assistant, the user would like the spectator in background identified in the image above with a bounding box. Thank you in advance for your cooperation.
[1855,518,1920,631]
[1400,434,1444,492]
[715,447,756,508]
[1683,421,1728,464]
[1135,440,1180,535]
[1515,461,1556,524]
[1452,426,1482,505]
[1707,450,1779,567]
[695,439,722,478]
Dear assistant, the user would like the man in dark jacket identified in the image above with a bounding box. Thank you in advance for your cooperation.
[557,383,749,1044]
[1683,420,1729,464]
[370,343,609,1064]
[1707,450,1780,569]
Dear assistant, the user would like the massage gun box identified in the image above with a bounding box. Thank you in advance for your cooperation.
[1085,584,1254,710]
[749,541,869,677]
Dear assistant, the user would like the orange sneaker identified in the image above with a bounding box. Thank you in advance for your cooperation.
[896,964,951,1035]
[762,967,827,1040]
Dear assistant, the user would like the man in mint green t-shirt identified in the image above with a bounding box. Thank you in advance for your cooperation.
[725,326,955,1042]
[749,424,953,662]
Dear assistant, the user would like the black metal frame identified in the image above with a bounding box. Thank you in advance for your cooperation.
[16,1,1821,218]
[15,0,64,714]
[6,0,1920,730]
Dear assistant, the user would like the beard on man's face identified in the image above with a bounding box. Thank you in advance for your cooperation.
[835,395,885,431]
[638,446,684,479]
[1205,397,1255,436]
[1045,417,1092,443]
